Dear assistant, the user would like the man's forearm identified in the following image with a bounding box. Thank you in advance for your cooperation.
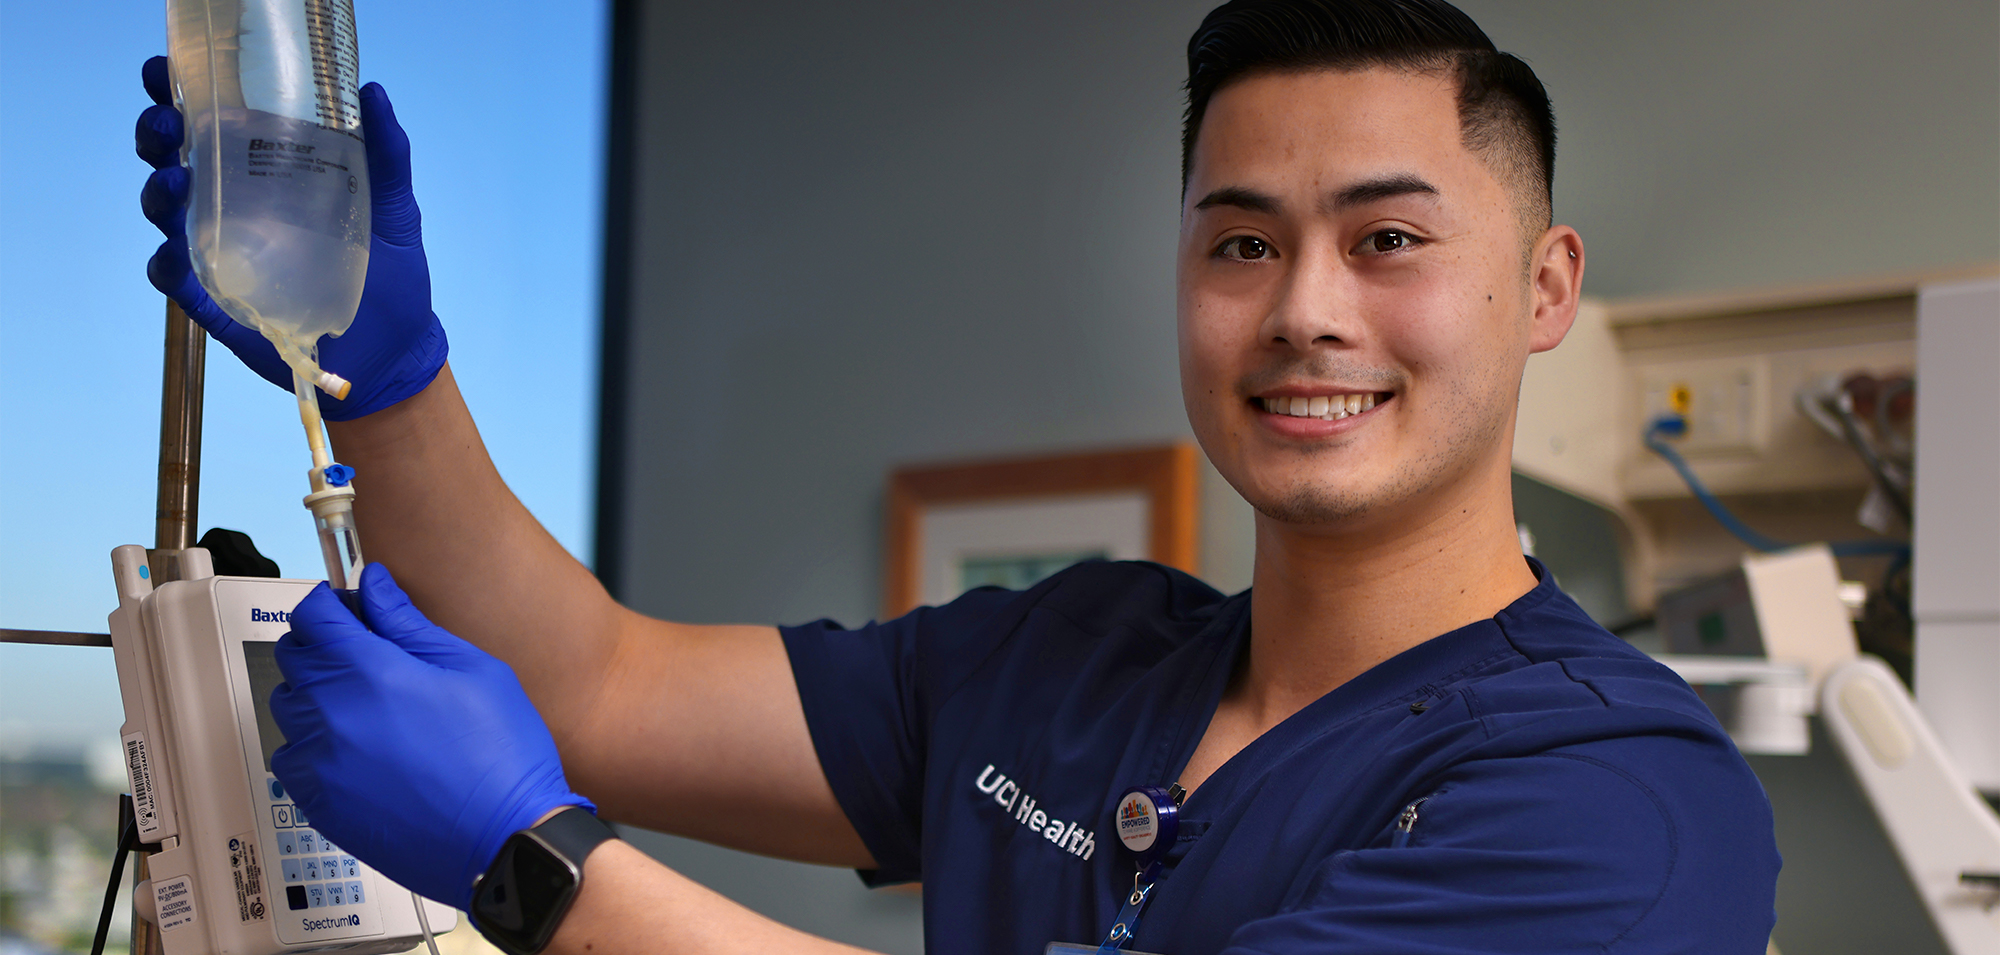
[322,367,874,862]
[325,364,626,745]
[548,841,887,955]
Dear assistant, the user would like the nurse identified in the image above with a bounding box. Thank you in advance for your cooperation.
[134,0,1780,952]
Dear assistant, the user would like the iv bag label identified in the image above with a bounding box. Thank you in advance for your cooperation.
[123,731,164,841]
[302,0,361,130]
[228,831,270,922]
[155,874,199,932]
[243,137,353,182]
[236,0,363,133]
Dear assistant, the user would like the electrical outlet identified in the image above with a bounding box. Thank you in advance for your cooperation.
[1639,357,1768,455]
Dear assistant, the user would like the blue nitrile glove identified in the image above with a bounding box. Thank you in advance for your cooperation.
[135,56,447,420]
[268,565,590,910]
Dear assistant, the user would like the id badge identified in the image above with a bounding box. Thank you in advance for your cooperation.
[1046,945,1165,955]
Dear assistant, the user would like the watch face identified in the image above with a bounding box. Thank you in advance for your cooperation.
[475,833,582,952]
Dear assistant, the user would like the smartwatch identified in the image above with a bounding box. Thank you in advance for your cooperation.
[470,806,618,955]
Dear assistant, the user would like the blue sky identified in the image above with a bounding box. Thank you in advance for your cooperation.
[0,0,607,753]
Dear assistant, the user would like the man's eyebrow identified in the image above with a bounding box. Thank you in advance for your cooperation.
[1322,174,1441,214]
[1193,186,1282,215]
[1192,176,1442,216]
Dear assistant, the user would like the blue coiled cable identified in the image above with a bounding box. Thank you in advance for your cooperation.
[1642,415,1909,559]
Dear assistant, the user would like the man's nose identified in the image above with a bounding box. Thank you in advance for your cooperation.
[1257,245,1362,350]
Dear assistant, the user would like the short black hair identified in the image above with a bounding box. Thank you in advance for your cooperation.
[1182,0,1557,233]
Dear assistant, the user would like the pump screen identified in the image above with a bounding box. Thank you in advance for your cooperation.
[241,640,288,772]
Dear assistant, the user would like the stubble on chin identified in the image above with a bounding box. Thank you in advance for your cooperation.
[1250,457,1440,526]
[1245,390,1511,528]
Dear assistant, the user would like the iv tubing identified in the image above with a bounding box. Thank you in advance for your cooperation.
[295,373,333,474]
[297,372,366,589]
[413,890,442,955]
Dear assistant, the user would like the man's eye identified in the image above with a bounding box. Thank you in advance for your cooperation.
[1353,230,1420,255]
[1216,235,1274,261]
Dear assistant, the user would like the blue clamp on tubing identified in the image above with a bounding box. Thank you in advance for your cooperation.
[323,463,356,487]
[1642,414,1907,559]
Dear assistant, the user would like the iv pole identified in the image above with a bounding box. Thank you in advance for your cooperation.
[132,298,205,955]
[150,300,205,579]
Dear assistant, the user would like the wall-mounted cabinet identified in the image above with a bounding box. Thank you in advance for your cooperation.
[1515,263,1995,605]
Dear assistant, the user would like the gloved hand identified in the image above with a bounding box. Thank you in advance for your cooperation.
[269,565,590,910]
[135,56,447,420]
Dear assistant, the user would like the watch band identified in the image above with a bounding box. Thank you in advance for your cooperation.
[533,805,617,864]
[471,807,617,955]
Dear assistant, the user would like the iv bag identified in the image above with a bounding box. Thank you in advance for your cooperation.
[167,0,370,357]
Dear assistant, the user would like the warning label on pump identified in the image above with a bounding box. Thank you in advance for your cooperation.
[122,731,162,840]
[154,874,198,932]
[227,832,269,922]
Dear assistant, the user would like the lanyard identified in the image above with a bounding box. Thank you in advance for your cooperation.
[1095,785,1181,953]
[1093,861,1163,954]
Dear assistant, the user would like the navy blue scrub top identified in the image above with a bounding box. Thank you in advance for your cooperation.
[781,559,1780,954]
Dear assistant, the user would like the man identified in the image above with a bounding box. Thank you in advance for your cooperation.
[135,0,1780,952]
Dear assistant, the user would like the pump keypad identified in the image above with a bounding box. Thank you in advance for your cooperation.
[269,801,364,913]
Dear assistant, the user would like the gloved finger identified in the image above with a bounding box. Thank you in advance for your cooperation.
[268,698,341,807]
[135,103,183,170]
[355,564,489,667]
[267,739,325,807]
[266,685,328,761]
[145,239,289,381]
[273,611,411,713]
[358,83,423,247]
[143,207,298,392]
[143,56,173,107]
[140,165,188,234]
[276,582,389,662]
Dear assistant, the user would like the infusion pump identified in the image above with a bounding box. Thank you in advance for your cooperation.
[108,544,457,954]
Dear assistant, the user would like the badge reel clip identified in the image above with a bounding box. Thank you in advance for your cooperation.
[1046,784,1180,955]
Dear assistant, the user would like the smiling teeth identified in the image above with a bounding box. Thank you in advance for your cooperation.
[1262,393,1382,419]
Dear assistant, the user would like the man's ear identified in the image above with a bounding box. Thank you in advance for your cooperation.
[1527,226,1584,354]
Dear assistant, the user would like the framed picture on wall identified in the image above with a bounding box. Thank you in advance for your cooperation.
[882,444,1200,617]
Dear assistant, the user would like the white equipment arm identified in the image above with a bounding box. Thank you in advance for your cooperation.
[1822,656,2000,954]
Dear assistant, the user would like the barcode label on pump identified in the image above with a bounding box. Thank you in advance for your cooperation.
[124,731,163,840]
